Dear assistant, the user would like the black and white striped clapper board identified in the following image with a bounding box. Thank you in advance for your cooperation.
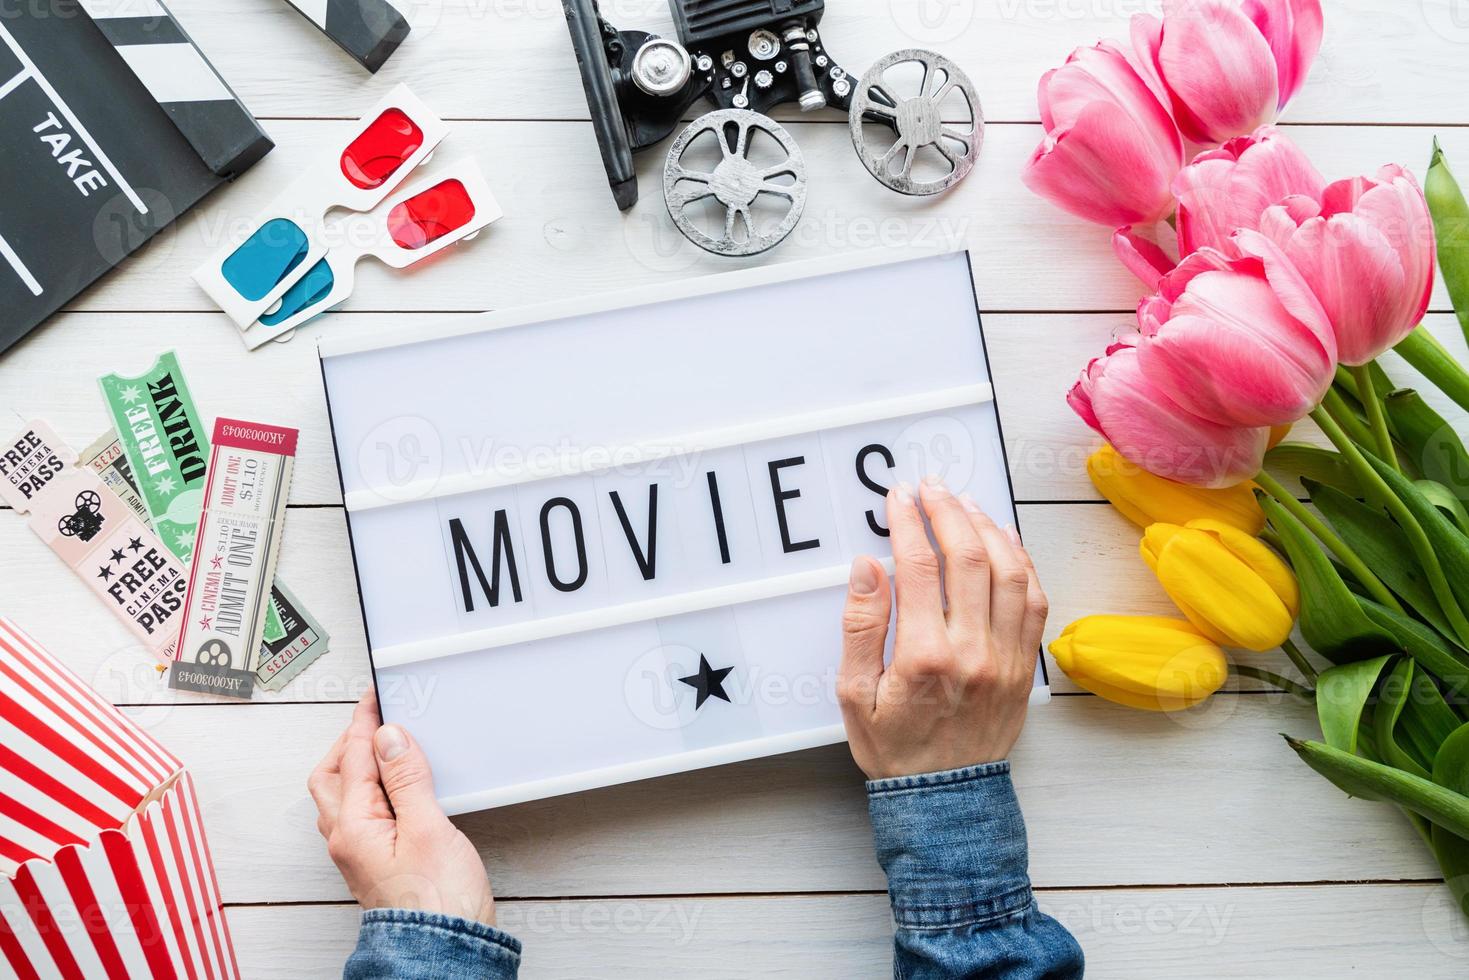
[0,0,271,353]
[283,0,411,73]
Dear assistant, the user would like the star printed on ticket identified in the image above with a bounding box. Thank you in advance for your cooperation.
[0,420,187,663]
[170,418,298,699]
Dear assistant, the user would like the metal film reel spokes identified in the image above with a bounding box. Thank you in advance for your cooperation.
[663,109,808,256]
[848,49,982,196]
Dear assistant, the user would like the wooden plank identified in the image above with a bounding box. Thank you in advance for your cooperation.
[227,883,1469,978]
[167,0,1469,126]
[41,124,1469,315]
[0,503,1308,703]
[116,696,1436,905]
[5,313,1464,514]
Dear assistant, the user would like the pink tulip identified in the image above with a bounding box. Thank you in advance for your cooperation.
[1069,340,1269,488]
[1135,234,1337,427]
[1112,223,1179,291]
[1256,165,1436,365]
[1023,41,1183,226]
[1132,0,1324,146]
[1173,126,1326,257]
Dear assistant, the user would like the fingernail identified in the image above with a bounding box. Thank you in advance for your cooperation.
[1004,524,1023,546]
[849,557,879,595]
[895,481,915,507]
[958,493,982,514]
[375,724,408,762]
[921,475,950,497]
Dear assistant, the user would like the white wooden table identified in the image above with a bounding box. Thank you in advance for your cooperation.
[6,0,1469,975]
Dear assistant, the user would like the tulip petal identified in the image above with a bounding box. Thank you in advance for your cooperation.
[1173,128,1325,256]
[1113,223,1179,290]
[1049,615,1228,710]
[1087,444,1266,532]
[1148,524,1294,650]
[1157,0,1279,144]
[1282,213,1407,366]
[1354,171,1437,335]
[1240,0,1324,109]
[1023,101,1177,226]
[1042,42,1183,169]
[1193,519,1301,617]
[1140,268,1333,426]
[1069,342,1270,488]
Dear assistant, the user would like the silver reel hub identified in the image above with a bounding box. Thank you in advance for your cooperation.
[848,49,982,196]
[663,109,807,257]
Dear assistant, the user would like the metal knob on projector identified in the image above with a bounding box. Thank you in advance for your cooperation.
[631,38,692,97]
[781,22,826,111]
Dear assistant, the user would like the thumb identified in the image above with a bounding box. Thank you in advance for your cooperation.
[373,724,446,830]
[838,556,891,715]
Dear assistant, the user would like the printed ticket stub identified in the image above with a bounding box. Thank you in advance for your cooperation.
[99,351,209,565]
[255,581,330,691]
[79,430,151,525]
[0,420,186,662]
[173,418,298,695]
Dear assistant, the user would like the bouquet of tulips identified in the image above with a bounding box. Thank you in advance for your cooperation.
[1027,0,1469,918]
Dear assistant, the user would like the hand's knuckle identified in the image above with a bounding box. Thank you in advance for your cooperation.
[1000,567,1031,593]
[1027,593,1050,620]
[842,606,885,637]
[902,546,942,577]
[905,650,952,677]
[950,544,989,572]
[382,762,430,797]
[325,831,351,865]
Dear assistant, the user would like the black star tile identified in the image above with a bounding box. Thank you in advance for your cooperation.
[127,536,144,553]
[678,654,733,710]
[97,565,112,581]
[109,547,126,564]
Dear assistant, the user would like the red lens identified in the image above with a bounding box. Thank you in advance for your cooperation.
[387,179,476,250]
[340,108,424,189]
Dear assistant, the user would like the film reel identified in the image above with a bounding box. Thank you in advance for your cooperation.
[663,109,807,257]
[848,49,982,196]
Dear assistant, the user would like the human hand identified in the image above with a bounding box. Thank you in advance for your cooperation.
[838,477,1048,780]
[308,692,496,926]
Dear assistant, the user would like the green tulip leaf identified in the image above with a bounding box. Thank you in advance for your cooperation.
[1308,479,1451,636]
[1316,655,1392,756]
[1260,493,1396,662]
[1363,453,1469,617]
[1431,722,1469,918]
[1415,479,1469,534]
[1387,388,1469,504]
[1372,658,1432,778]
[1358,597,1469,697]
[1265,443,1360,496]
[1428,137,1469,347]
[1285,735,1469,838]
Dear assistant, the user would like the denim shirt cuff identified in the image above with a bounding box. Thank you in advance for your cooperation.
[866,761,1035,930]
[355,908,521,977]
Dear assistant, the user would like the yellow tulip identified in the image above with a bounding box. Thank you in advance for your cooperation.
[1140,519,1299,651]
[1049,615,1228,711]
[1087,443,1264,533]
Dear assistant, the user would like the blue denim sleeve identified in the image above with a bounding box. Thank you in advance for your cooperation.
[342,909,522,980]
[867,761,1084,979]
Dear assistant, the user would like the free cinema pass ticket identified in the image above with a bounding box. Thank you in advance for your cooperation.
[0,420,186,662]
[173,419,297,693]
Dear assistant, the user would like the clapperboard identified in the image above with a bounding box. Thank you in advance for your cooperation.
[320,249,1048,813]
[0,0,271,354]
[282,0,410,73]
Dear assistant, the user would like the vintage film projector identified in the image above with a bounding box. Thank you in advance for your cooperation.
[561,0,983,255]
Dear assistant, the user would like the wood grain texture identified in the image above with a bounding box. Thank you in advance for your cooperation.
[40,125,1469,315]
[228,884,1469,978]
[166,0,1469,126]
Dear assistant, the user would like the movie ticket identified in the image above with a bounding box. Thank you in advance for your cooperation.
[0,421,186,662]
[79,429,151,525]
[172,418,297,695]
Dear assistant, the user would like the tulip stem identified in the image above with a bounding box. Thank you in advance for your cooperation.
[1253,470,1405,614]
[1396,326,1469,416]
[1320,386,1377,450]
[1351,364,1400,471]
[1280,637,1318,683]
[1231,664,1314,702]
[1310,405,1469,647]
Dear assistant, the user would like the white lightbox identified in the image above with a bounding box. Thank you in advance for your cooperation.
[319,249,1048,813]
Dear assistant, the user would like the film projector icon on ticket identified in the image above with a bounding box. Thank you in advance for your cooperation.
[561,0,983,255]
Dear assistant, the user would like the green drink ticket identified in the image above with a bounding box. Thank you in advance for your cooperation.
[256,581,330,691]
[98,351,208,564]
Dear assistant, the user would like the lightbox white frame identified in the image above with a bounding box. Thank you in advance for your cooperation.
[320,246,1049,813]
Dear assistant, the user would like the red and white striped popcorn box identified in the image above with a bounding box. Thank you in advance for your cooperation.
[0,619,181,877]
[0,618,240,977]
[0,772,240,980]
